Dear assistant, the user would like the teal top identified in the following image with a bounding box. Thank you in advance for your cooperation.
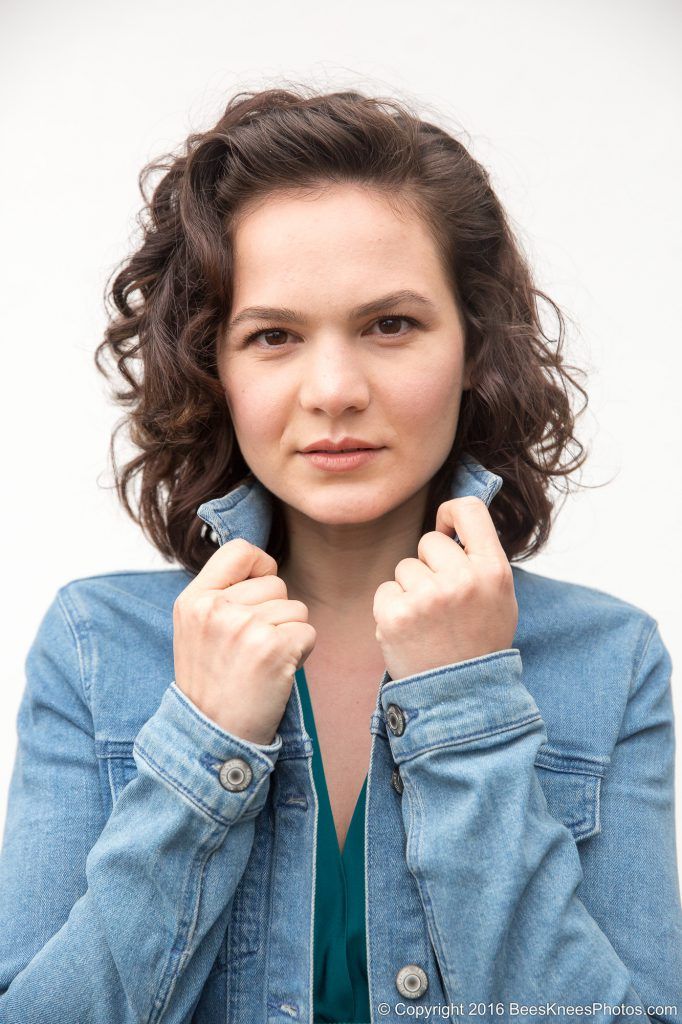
[295,666,371,1024]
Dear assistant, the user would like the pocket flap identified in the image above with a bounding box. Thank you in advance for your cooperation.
[533,746,608,842]
[95,739,138,800]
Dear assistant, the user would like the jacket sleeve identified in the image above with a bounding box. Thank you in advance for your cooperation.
[0,587,282,1024]
[380,618,682,1024]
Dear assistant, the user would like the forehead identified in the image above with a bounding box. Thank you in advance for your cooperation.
[237,182,433,239]
[229,183,445,289]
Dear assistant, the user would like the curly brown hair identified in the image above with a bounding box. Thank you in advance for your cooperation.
[94,85,589,576]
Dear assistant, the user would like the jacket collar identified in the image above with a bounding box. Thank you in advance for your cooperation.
[196,452,503,548]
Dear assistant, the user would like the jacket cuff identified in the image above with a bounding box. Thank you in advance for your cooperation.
[379,649,542,761]
[132,681,283,827]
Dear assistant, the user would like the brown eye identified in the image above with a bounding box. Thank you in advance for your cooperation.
[372,316,419,337]
[242,315,420,350]
[243,329,292,349]
[377,317,405,335]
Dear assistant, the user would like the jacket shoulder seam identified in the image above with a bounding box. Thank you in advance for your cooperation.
[628,615,659,700]
[56,584,93,708]
[62,568,190,585]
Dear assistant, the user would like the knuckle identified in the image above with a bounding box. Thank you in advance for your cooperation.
[227,602,254,632]
[437,579,459,602]
[457,495,485,510]
[382,604,412,632]
[487,560,513,588]
[176,592,198,620]
[226,537,278,572]
[456,571,478,597]
[204,594,227,618]
[226,537,253,555]
[192,592,223,628]
[417,531,437,554]
[239,619,272,654]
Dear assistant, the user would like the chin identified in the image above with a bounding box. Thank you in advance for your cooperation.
[298,489,400,525]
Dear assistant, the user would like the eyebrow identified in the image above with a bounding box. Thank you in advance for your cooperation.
[226,289,438,332]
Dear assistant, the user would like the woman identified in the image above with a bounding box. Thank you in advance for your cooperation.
[0,87,679,1024]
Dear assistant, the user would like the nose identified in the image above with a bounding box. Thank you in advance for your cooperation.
[297,336,371,416]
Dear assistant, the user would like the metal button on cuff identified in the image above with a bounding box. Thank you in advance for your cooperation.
[386,703,406,736]
[395,964,428,998]
[391,765,404,794]
[218,758,253,791]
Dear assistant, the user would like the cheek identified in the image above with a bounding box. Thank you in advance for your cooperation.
[397,367,462,431]
[223,374,288,440]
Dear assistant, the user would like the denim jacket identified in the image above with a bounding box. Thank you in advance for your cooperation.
[0,453,680,1024]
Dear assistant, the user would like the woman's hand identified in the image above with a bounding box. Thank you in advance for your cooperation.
[173,539,316,745]
[373,496,518,682]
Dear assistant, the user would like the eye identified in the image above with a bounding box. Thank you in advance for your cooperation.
[241,315,421,351]
[242,328,292,350]
[370,316,420,337]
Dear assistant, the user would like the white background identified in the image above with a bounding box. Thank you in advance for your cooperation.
[1,0,680,876]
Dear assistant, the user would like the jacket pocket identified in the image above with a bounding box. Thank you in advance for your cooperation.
[533,746,608,842]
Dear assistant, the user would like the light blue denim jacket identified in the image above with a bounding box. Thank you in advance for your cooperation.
[0,453,680,1024]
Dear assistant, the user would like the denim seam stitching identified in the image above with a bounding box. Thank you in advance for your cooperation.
[593,775,602,836]
[264,785,280,1019]
[534,753,607,776]
[199,481,252,515]
[56,588,92,708]
[408,763,453,1003]
[150,829,224,1024]
[535,770,601,840]
[395,712,542,761]
[134,741,263,826]
[628,617,658,701]
[614,617,659,748]
[54,568,192,590]
[381,648,520,693]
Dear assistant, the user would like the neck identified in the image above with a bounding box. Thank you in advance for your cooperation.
[278,483,431,623]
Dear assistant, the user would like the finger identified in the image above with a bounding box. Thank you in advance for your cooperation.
[434,496,506,562]
[250,598,310,626]
[185,538,278,595]
[276,621,318,669]
[416,529,470,574]
[373,578,405,620]
[393,556,435,592]
[222,575,288,604]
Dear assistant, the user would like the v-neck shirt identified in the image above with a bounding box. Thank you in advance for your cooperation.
[295,665,371,1024]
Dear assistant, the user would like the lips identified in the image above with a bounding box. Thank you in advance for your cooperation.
[300,447,383,472]
[299,437,381,453]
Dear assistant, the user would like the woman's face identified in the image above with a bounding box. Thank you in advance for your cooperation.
[217,183,471,526]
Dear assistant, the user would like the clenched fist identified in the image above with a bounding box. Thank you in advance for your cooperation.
[373,495,518,681]
[172,538,317,746]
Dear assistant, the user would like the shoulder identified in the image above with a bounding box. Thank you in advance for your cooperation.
[512,564,656,650]
[52,569,194,729]
[510,566,662,759]
[56,568,194,626]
